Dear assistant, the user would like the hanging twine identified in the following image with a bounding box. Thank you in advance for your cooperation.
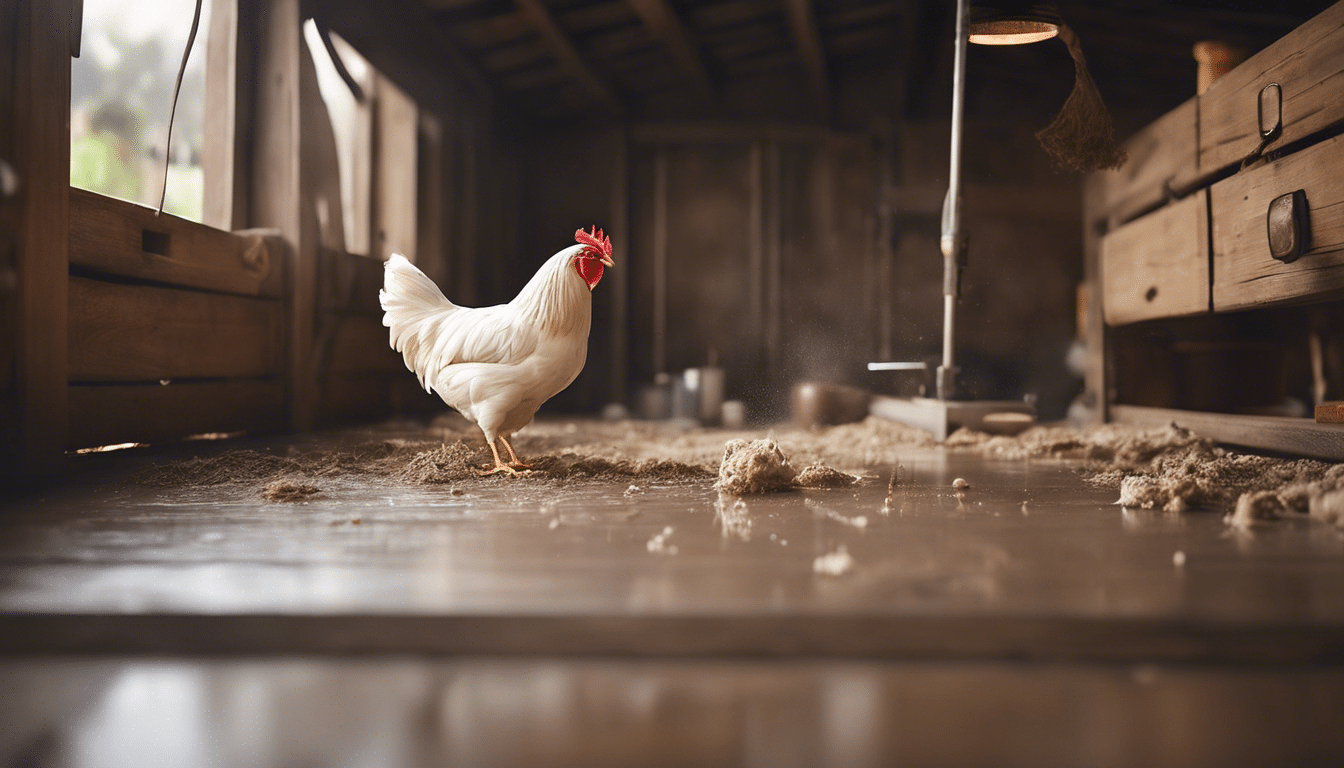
[1035,24,1127,173]
[157,0,205,215]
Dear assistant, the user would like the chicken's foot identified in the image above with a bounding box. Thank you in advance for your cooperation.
[499,436,532,470]
[478,438,532,477]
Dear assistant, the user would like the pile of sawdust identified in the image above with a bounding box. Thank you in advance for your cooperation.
[141,436,715,495]
[715,439,860,495]
[945,422,1209,463]
[947,421,1344,520]
[261,480,321,502]
[795,465,860,489]
[717,439,797,494]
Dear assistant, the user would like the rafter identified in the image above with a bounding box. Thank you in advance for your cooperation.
[513,0,624,114]
[781,0,829,116]
[626,0,714,104]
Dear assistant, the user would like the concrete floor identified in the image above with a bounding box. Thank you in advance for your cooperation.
[3,420,1344,765]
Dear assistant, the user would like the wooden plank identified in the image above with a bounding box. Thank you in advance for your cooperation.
[70,189,284,298]
[781,0,829,116]
[1211,133,1344,312]
[11,0,71,472]
[1101,191,1210,325]
[1112,405,1344,462]
[0,0,18,400]
[68,277,284,382]
[371,74,418,262]
[1094,98,1199,227]
[5,613,1344,667]
[1199,1,1344,174]
[202,0,251,231]
[626,0,714,104]
[1082,173,1110,422]
[325,314,402,375]
[67,379,284,449]
[514,0,624,114]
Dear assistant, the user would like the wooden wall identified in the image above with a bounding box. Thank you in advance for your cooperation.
[507,120,1084,419]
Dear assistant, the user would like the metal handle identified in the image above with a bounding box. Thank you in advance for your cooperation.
[1267,189,1310,263]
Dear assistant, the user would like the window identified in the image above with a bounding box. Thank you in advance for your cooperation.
[71,0,213,221]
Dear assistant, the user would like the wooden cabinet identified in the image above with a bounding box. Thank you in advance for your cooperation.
[1085,1,1344,459]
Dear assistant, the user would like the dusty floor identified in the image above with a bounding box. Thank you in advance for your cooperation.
[4,415,1344,766]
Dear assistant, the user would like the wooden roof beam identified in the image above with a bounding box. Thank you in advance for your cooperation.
[626,0,715,105]
[513,0,624,114]
[782,0,829,117]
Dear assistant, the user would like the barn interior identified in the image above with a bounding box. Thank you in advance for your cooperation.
[4,0,1344,764]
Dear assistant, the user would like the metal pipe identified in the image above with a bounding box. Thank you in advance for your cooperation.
[937,0,970,401]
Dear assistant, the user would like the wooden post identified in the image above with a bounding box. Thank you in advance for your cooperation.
[607,126,630,404]
[248,0,318,431]
[203,0,251,231]
[7,0,72,473]
[651,147,668,376]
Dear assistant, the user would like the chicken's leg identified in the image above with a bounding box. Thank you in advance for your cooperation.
[477,435,530,477]
[498,436,531,470]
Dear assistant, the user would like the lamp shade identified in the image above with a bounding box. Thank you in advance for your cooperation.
[968,1,1061,45]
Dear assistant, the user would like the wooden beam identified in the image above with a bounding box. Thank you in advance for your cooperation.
[10,0,72,474]
[513,0,624,114]
[781,0,829,117]
[625,0,714,104]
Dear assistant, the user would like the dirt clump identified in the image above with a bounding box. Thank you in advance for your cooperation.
[261,480,321,502]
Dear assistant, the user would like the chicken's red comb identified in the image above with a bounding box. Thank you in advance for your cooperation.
[575,226,612,260]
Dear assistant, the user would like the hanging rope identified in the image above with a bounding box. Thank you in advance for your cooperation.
[1035,24,1127,173]
[157,0,205,216]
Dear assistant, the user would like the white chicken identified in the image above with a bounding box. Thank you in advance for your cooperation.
[380,228,614,475]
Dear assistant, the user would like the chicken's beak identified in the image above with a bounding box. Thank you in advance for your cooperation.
[601,254,614,267]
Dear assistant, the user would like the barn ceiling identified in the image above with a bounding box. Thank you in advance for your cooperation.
[397,0,1332,129]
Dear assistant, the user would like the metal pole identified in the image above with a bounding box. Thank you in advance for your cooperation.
[938,0,970,401]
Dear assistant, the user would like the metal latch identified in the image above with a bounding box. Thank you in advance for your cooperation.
[1267,188,1310,263]
[1258,82,1283,142]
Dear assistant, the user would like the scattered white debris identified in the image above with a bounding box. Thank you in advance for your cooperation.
[952,478,970,490]
[647,526,678,555]
[1173,550,1186,568]
[624,484,642,496]
[1020,501,1029,515]
[813,545,854,576]
[1311,488,1344,527]
[548,517,561,530]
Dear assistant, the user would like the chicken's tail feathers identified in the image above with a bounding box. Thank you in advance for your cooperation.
[381,253,456,389]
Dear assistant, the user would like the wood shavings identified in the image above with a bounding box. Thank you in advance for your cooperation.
[813,545,854,576]
[260,480,320,502]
